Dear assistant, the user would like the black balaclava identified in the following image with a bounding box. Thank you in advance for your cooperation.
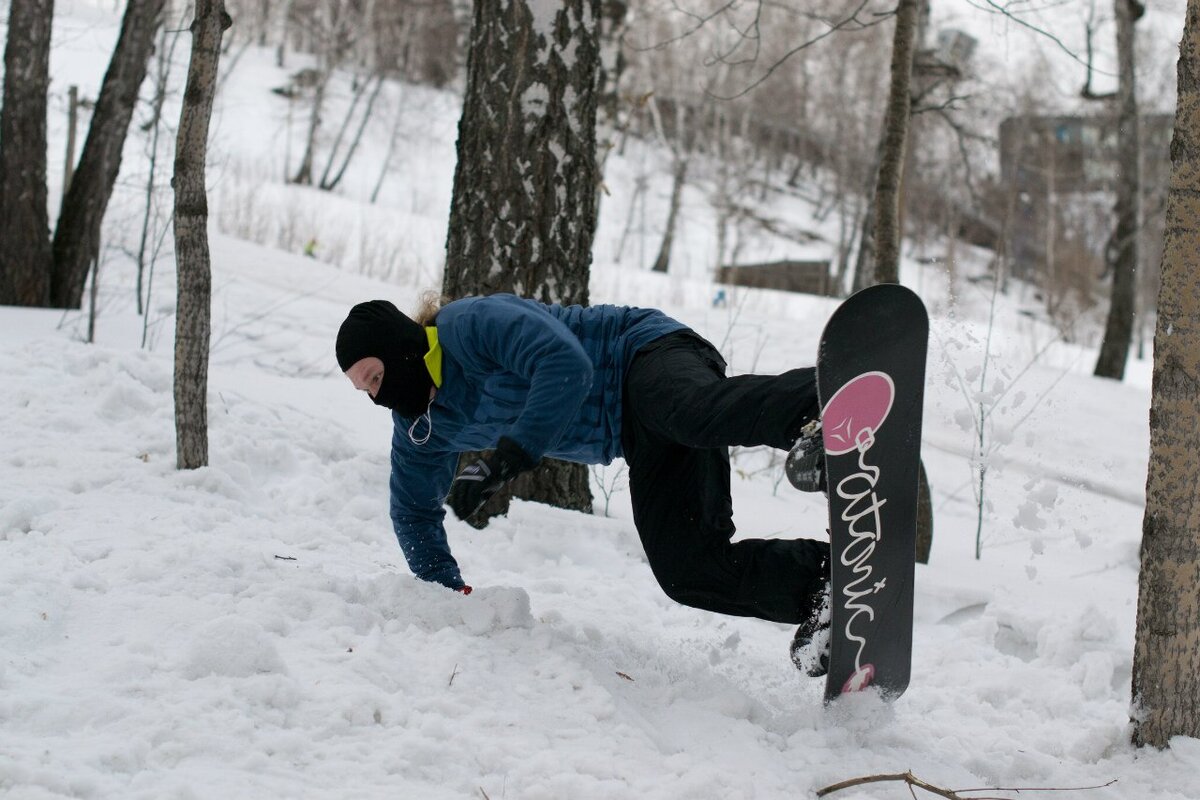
[336,300,433,417]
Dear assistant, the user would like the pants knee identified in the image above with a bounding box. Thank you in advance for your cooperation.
[650,562,729,614]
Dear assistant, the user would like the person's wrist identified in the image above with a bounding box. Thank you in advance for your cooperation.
[495,436,536,476]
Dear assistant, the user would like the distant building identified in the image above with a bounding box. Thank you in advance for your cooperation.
[1000,114,1172,195]
[935,29,977,71]
[716,260,835,297]
[998,113,1173,280]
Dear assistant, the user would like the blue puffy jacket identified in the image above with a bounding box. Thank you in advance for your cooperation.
[388,293,686,588]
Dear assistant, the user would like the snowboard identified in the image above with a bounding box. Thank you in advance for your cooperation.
[817,283,928,703]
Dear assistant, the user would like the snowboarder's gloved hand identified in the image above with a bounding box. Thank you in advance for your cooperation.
[447,436,537,520]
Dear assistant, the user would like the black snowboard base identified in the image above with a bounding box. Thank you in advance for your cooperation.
[816,284,928,703]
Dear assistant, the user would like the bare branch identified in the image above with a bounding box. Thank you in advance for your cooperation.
[633,0,739,52]
[708,0,883,100]
[816,771,1119,799]
[960,0,1110,76]
[1080,0,1117,100]
[928,105,990,206]
[817,772,962,799]
[957,779,1120,795]
[912,93,972,116]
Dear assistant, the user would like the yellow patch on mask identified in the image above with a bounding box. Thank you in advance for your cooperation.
[424,327,442,387]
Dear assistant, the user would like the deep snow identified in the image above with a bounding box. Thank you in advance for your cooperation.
[2,2,1198,799]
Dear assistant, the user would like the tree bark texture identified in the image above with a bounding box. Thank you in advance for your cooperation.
[172,0,230,470]
[443,0,600,306]
[1094,0,1141,380]
[445,0,602,521]
[1132,0,1200,748]
[48,0,166,309]
[0,0,55,306]
[871,0,920,285]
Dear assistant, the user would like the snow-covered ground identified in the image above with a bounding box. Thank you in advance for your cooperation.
[2,2,1197,798]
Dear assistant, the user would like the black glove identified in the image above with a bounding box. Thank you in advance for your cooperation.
[446,437,537,520]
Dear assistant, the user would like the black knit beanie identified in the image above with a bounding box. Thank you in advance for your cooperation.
[336,300,433,417]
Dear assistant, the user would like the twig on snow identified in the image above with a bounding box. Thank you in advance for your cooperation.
[815,770,1118,799]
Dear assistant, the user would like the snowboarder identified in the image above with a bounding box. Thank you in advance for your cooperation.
[335,293,831,669]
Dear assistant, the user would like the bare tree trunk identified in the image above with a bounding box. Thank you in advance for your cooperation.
[444,0,601,523]
[593,0,628,213]
[49,0,166,309]
[275,0,296,67]
[447,0,473,80]
[320,72,385,192]
[872,0,920,285]
[317,70,370,188]
[291,70,328,185]
[1132,0,1200,749]
[1094,0,1142,380]
[851,138,884,293]
[173,0,231,470]
[137,21,183,316]
[850,0,933,557]
[370,101,403,204]
[0,0,54,307]
[651,155,687,273]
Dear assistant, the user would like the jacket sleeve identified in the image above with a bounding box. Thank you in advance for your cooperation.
[450,296,593,461]
[388,418,464,590]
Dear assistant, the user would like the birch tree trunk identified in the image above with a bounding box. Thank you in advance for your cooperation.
[1132,0,1200,748]
[173,0,231,470]
[50,0,166,309]
[444,0,601,522]
[444,0,599,304]
[1094,0,1142,380]
[0,0,54,307]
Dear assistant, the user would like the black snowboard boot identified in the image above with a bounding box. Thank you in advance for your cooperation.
[790,557,832,677]
[785,420,826,493]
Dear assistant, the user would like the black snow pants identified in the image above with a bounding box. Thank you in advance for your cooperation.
[621,330,829,625]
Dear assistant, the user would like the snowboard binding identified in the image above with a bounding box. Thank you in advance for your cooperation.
[785,420,826,494]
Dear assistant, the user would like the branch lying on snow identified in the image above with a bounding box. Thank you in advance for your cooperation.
[815,771,1119,799]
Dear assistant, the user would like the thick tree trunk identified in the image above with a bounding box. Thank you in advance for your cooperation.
[0,0,55,307]
[173,0,231,470]
[49,0,166,309]
[1132,0,1200,749]
[1094,0,1141,380]
[443,0,599,304]
[444,0,601,521]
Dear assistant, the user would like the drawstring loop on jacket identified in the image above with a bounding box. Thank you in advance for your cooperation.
[408,400,434,445]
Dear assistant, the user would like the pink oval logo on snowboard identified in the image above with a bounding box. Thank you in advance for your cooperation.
[821,371,895,456]
[842,663,876,694]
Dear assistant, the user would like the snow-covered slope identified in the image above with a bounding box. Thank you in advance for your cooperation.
[2,2,1195,798]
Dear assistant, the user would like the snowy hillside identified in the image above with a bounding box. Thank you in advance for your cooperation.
[2,2,1197,799]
